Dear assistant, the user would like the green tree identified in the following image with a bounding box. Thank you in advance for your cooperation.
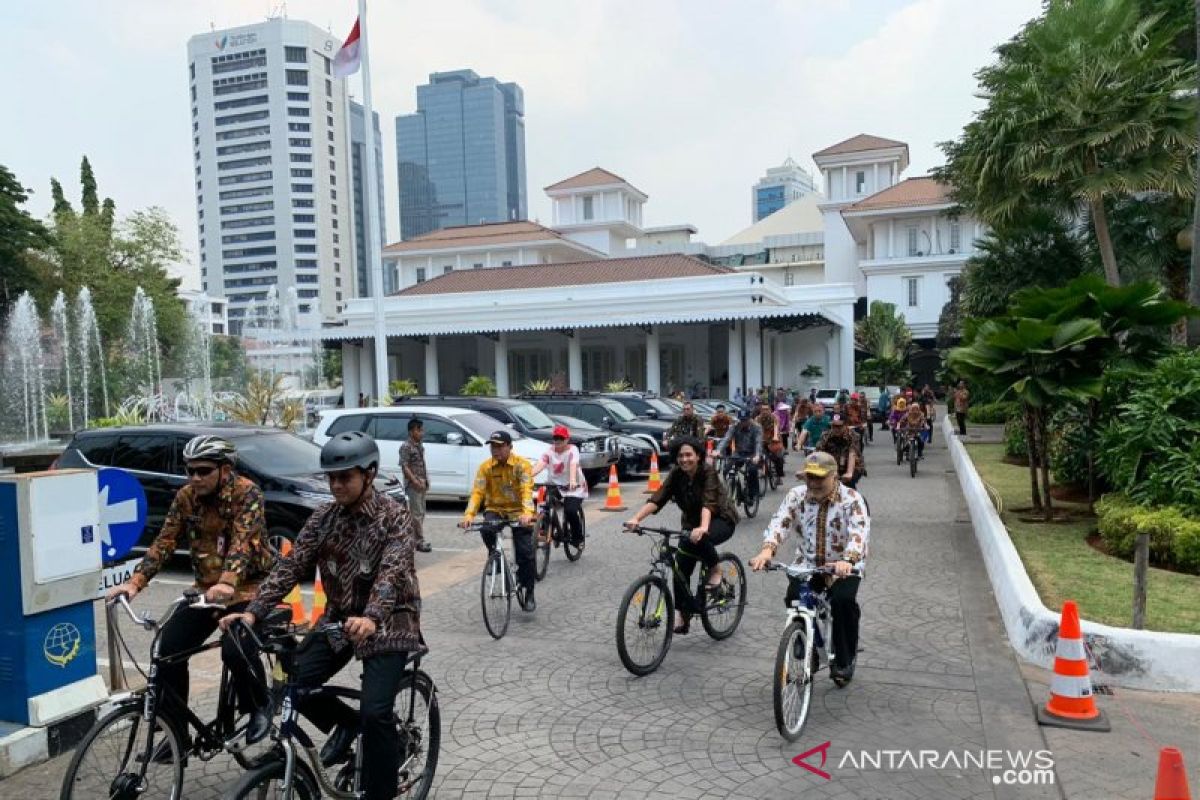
[854,301,913,384]
[0,165,50,312]
[322,348,342,386]
[936,275,965,349]
[209,335,247,391]
[939,0,1197,286]
[80,156,100,218]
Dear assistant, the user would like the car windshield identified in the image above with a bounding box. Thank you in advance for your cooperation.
[234,431,321,474]
[645,398,677,415]
[600,400,636,422]
[453,410,525,441]
[552,414,602,433]
[509,402,555,430]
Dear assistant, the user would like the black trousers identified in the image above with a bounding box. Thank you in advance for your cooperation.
[786,575,862,669]
[673,517,736,616]
[156,601,266,735]
[480,512,536,591]
[956,412,967,435]
[292,632,409,800]
[562,496,584,543]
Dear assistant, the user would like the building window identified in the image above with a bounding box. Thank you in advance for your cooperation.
[907,226,919,257]
[905,277,920,308]
[855,171,866,194]
[582,195,594,221]
[286,69,308,87]
[291,168,312,177]
[949,221,962,252]
[443,265,452,274]
[288,106,310,117]
[784,269,794,287]
[325,78,332,96]
[501,260,512,267]
[285,46,307,63]
[288,122,310,132]
[287,92,309,102]
[473,262,483,270]
[289,137,311,147]
[416,268,426,283]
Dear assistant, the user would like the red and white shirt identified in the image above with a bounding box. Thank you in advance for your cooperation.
[539,445,588,498]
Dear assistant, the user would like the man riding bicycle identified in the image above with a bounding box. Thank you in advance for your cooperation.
[664,400,705,446]
[459,429,539,611]
[749,451,870,687]
[706,403,733,441]
[220,431,423,800]
[715,408,763,499]
[107,434,274,745]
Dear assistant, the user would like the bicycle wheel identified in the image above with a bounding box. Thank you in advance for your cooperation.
[741,478,761,519]
[700,553,747,640]
[615,574,673,676]
[60,703,186,800]
[480,550,512,640]
[773,620,817,742]
[225,755,321,799]
[909,443,918,478]
[396,670,441,800]
[767,465,780,491]
[534,518,551,582]
[563,508,584,562]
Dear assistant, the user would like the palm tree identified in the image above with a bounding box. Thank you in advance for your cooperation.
[939,0,1196,286]
[854,301,913,385]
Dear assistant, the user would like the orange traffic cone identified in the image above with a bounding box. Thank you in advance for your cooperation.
[276,540,295,612]
[310,567,327,625]
[599,464,627,512]
[1154,747,1192,800]
[284,583,308,627]
[1036,600,1110,731]
[644,452,662,493]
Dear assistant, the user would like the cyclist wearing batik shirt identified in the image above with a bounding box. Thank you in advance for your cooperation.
[664,401,705,446]
[530,425,587,546]
[749,451,870,687]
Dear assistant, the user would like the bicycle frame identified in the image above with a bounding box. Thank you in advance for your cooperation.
[635,528,706,615]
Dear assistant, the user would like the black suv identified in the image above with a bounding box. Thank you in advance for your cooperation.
[54,423,406,553]
[600,392,681,422]
[515,392,673,459]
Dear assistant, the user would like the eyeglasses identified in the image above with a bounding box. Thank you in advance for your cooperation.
[185,465,218,478]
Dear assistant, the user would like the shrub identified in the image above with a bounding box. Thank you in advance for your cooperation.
[968,400,1020,424]
[524,379,552,394]
[1096,493,1200,574]
[1003,417,1027,459]
[460,375,497,396]
[1048,404,1091,487]
[389,379,419,397]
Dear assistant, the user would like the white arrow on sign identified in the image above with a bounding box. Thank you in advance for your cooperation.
[99,482,141,560]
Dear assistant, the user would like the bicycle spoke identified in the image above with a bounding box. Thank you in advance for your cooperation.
[63,707,183,800]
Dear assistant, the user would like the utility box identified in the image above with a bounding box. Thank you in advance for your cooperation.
[0,469,108,726]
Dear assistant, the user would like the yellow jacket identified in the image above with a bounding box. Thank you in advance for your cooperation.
[464,455,536,520]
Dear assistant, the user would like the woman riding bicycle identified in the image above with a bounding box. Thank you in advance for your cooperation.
[530,424,587,546]
[898,402,929,459]
[624,437,740,635]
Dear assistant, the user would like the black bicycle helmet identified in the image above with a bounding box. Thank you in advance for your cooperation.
[319,431,380,472]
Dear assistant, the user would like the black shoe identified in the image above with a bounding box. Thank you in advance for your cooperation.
[320,724,356,767]
[523,587,536,612]
[416,541,432,553]
[831,658,856,688]
[673,616,691,635]
[246,707,273,745]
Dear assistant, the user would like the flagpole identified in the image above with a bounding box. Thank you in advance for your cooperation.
[356,0,390,405]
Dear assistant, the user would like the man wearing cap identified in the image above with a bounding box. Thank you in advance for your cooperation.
[715,408,764,499]
[664,401,705,446]
[399,418,433,553]
[459,430,539,611]
[531,424,587,546]
[750,451,871,687]
[816,414,863,489]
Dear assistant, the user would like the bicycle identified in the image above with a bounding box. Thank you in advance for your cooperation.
[534,484,585,581]
[720,455,761,518]
[60,589,273,800]
[615,525,747,676]
[465,518,529,639]
[765,561,863,742]
[224,622,439,800]
[895,429,920,477]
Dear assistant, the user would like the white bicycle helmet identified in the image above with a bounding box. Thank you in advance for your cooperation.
[182,434,237,465]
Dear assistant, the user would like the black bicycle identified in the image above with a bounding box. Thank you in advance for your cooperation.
[534,484,585,581]
[60,590,274,800]
[615,525,747,676]
[224,622,439,800]
[896,429,920,477]
[720,455,761,518]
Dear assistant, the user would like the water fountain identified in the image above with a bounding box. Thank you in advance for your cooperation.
[49,291,75,431]
[2,292,50,443]
[125,287,163,421]
[75,286,111,423]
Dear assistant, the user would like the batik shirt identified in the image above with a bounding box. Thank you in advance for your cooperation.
[465,455,536,520]
[756,410,778,441]
[816,430,863,477]
[707,412,733,439]
[762,483,870,568]
[131,474,271,603]
[399,438,427,492]
[247,491,423,658]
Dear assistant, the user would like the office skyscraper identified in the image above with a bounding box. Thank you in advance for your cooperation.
[188,18,353,333]
[752,157,817,222]
[395,69,527,240]
[349,101,387,296]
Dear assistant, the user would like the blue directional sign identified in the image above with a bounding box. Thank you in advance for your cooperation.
[97,468,148,563]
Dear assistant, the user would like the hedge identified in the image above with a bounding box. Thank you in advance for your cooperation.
[968,400,1020,424]
[1095,493,1200,575]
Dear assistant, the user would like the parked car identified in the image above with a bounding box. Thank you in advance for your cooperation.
[600,391,680,422]
[390,395,615,486]
[54,423,406,554]
[515,392,673,460]
[313,405,544,500]
[550,414,654,478]
[302,389,344,427]
[813,388,840,407]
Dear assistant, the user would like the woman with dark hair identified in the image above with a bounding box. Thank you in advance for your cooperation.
[625,437,740,634]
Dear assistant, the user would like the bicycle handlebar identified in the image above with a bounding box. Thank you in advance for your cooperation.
[763,561,864,578]
[106,589,226,632]
[623,523,690,537]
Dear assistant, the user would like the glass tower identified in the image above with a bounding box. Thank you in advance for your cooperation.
[396,69,527,239]
[349,101,387,296]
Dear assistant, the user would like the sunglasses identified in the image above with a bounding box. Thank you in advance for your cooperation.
[185,465,218,477]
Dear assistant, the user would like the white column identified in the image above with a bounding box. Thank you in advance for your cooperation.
[744,318,763,391]
[873,162,879,194]
[358,338,375,403]
[773,332,786,390]
[930,215,939,254]
[424,336,440,394]
[825,334,839,390]
[645,327,661,394]
[727,322,743,395]
[888,219,896,258]
[342,343,361,407]
[841,166,849,197]
[494,333,510,396]
[840,325,856,390]
[567,334,583,390]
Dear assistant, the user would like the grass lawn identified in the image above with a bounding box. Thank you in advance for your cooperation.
[965,443,1200,635]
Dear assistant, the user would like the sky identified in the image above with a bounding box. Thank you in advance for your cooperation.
[2,0,1042,290]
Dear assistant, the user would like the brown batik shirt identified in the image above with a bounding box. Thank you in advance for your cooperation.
[131,474,271,603]
[399,437,427,493]
[247,491,424,658]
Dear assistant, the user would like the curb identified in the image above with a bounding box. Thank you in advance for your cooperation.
[0,705,99,778]
[943,414,1200,693]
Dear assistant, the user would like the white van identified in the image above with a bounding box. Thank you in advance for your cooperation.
[312,405,545,500]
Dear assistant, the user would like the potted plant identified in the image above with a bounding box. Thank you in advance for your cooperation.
[800,364,824,389]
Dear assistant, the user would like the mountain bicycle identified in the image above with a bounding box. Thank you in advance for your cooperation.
[223,622,439,800]
[534,484,585,581]
[720,455,761,518]
[60,590,273,800]
[465,518,530,639]
[895,429,920,477]
[765,561,862,742]
[615,525,747,676]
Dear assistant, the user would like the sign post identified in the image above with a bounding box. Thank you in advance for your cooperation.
[95,468,148,691]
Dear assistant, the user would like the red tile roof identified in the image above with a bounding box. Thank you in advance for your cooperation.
[813,134,908,158]
[394,254,730,296]
[382,221,582,254]
[544,167,644,195]
[844,177,952,212]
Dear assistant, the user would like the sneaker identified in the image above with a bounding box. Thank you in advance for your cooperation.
[523,587,537,612]
[415,541,432,553]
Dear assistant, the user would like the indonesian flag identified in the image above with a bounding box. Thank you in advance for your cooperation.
[332,18,361,78]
